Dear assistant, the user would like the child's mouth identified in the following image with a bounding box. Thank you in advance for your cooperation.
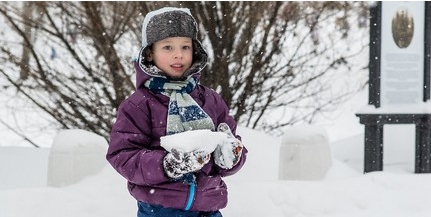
[171,64,184,71]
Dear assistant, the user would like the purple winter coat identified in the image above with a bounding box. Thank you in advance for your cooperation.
[106,62,248,212]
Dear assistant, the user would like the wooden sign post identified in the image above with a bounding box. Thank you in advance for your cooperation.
[356,2,431,173]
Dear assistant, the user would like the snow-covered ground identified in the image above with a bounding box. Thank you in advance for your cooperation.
[1,87,429,217]
[3,2,430,216]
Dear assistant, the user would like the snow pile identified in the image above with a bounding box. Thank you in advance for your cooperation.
[47,129,108,187]
[3,126,431,217]
[279,125,332,180]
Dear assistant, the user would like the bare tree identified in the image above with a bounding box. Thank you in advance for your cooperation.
[0,1,368,142]
[170,2,368,133]
[0,2,141,139]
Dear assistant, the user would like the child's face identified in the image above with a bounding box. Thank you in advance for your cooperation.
[149,37,193,78]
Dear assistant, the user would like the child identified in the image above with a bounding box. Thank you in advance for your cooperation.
[106,7,247,217]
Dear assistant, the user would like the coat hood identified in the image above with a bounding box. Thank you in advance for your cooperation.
[136,7,208,85]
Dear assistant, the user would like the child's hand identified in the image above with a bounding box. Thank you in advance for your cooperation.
[213,138,243,169]
[213,123,244,169]
[163,149,210,179]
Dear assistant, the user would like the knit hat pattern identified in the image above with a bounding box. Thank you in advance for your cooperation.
[139,7,208,78]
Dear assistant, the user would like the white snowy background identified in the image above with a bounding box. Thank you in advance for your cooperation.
[2,2,431,216]
[2,86,431,217]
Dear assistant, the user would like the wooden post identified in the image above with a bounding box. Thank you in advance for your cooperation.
[364,122,383,172]
[415,117,431,173]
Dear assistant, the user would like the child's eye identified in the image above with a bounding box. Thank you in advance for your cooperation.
[163,46,172,50]
[182,46,191,50]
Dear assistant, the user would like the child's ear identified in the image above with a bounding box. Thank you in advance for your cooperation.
[145,49,153,61]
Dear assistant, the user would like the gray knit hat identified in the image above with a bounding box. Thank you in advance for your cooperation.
[138,7,208,77]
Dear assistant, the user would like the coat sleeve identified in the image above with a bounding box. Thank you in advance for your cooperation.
[106,98,170,186]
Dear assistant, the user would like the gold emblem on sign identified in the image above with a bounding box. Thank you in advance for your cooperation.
[391,7,414,49]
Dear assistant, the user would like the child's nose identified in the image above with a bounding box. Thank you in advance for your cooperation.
[173,49,183,59]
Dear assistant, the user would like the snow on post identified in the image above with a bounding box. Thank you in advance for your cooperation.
[47,129,108,187]
[279,125,332,180]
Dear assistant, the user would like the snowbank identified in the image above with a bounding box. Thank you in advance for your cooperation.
[0,147,50,190]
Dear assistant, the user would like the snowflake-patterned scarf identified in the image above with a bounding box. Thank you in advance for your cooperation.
[144,76,215,135]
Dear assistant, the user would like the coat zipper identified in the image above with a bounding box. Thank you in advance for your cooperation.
[184,182,196,210]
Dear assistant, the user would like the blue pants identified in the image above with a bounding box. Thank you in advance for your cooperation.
[137,202,223,217]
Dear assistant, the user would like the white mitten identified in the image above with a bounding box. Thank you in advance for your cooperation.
[163,149,210,179]
[213,123,243,169]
